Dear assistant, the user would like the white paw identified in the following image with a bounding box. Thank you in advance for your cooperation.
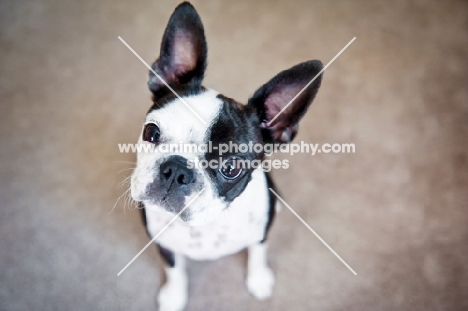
[246,267,275,300]
[158,282,188,311]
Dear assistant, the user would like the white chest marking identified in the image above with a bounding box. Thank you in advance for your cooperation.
[145,168,270,260]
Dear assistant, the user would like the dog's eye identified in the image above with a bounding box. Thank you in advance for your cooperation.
[219,158,243,180]
[143,123,160,143]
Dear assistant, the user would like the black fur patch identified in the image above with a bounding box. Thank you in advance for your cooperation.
[139,202,147,228]
[261,173,277,243]
[148,85,206,112]
[204,95,263,202]
[157,244,175,267]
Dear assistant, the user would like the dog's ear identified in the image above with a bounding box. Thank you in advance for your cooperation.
[248,60,323,143]
[148,2,207,93]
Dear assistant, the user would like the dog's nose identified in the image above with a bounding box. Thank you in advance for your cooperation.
[160,156,195,188]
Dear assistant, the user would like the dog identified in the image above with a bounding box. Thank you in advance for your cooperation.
[129,2,323,310]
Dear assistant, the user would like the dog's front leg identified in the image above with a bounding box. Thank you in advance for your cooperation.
[246,242,275,300]
[157,245,188,311]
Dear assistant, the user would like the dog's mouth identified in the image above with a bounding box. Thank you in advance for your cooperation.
[144,194,190,214]
[144,186,197,214]
[142,191,226,227]
[149,193,183,213]
[161,193,170,205]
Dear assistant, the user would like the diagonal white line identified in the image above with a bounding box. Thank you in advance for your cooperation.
[268,188,357,275]
[267,37,356,126]
[117,189,205,276]
[118,36,207,125]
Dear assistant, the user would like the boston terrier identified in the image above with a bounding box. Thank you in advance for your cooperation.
[129,2,323,310]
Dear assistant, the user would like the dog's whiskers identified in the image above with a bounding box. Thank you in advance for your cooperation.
[114,160,137,165]
[124,187,139,212]
[117,167,135,176]
[110,187,131,214]
[118,174,132,188]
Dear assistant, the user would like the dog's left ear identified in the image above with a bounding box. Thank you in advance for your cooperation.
[148,2,207,93]
[248,60,323,143]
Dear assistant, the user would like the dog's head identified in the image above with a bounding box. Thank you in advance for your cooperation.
[131,2,323,226]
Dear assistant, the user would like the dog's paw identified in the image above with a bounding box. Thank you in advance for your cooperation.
[246,267,275,300]
[158,282,188,311]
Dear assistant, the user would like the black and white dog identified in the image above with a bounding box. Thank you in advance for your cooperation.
[130,2,322,310]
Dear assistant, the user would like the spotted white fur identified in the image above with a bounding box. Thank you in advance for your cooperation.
[145,167,270,260]
[149,167,274,311]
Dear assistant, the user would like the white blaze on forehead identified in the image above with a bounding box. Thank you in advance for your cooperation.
[145,89,222,144]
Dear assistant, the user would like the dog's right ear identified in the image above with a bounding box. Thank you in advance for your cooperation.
[148,2,207,93]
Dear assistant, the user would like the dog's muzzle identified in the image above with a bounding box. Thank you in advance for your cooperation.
[147,155,198,213]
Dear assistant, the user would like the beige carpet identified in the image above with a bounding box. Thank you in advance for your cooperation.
[1,0,467,310]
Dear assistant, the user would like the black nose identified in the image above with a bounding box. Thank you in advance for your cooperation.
[160,156,195,189]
